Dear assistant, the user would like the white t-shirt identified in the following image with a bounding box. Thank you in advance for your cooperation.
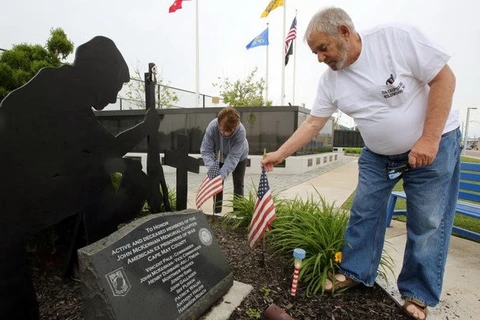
[311,23,459,155]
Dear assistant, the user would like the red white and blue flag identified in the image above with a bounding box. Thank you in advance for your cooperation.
[284,17,297,66]
[248,168,276,248]
[284,17,297,55]
[196,161,223,209]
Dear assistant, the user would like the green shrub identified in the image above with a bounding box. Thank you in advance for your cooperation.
[223,188,395,296]
[222,185,285,230]
[297,146,333,155]
[141,186,177,215]
[267,195,349,296]
[343,148,362,155]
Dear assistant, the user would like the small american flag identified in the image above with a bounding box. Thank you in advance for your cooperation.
[196,161,223,209]
[248,168,276,248]
[284,17,297,55]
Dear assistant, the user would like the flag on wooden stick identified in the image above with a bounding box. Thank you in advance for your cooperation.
[196,161,223,209]
[248,168,276,248]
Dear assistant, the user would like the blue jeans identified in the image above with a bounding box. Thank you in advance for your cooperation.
[339,128,461,306]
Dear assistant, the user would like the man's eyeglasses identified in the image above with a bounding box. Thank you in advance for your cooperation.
[386,163,411,180]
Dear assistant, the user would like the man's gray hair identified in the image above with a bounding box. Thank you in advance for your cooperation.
[304,7,356,41]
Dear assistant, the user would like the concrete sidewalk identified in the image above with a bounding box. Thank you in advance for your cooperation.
[380,221,480,320]
[278,157,359,207]
[192,157,480,319]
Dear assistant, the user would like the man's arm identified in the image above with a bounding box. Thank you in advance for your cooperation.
[114,107,159,156]
[200,124,217,169]
[261,115,330,171]
[408,64,456,168]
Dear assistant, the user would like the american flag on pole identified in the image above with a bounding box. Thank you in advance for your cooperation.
[248,168,276,248]
[285,41,293,66]
[284,17,297,56]
[196,161,223,209]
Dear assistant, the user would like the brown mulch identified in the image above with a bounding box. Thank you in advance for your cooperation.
[29,215,410,320]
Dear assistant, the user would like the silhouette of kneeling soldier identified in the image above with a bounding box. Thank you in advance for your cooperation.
[0,36,161,319]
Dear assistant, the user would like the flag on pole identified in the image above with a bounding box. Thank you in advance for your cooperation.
[284,17,297,65]
[285,42,293,66]
[261,0,284,18]
[284,17,297,54]
[248,168,276,248]
[169,0,188,13]
[246,28,269,50]
[196,161,223,209]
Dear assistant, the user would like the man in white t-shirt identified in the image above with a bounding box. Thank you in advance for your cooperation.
[262,7,459,320]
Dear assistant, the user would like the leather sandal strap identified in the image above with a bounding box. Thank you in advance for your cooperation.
[403,297,427,308]
[403,297,428,319]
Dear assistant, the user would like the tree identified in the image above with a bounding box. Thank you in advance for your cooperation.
[0,28,74,101]
[123,67,179,109]
[213,67,272,107]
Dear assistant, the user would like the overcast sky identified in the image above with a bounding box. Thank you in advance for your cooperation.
[1,0,479,135]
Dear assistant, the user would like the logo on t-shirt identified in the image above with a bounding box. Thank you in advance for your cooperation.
[382,74,405,99]
[385,74,395,85]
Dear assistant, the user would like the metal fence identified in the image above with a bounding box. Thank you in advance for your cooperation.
[104,78,224,110]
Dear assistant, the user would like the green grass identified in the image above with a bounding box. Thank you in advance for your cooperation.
[341,156,480,242]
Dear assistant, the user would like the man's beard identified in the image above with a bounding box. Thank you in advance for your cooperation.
[330,39,348,71]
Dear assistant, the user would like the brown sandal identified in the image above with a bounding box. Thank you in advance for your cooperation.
[324,271,359,293]
[403,297,428,320]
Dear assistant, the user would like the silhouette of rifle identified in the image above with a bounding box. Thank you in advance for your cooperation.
[145,63,171,212]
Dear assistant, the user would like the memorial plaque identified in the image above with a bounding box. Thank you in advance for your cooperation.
[78,209,233,320]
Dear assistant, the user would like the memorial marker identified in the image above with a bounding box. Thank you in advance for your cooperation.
[78,209,233,320]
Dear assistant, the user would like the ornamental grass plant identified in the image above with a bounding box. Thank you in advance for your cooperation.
[267,195,349,296]
[222,186,285,230]
[223,188,395,296]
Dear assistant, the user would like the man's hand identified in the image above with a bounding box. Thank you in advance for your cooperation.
[261,151,284,172]
[408,136,440,168]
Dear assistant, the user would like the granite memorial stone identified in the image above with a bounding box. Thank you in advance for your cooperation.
[78,209,233,320]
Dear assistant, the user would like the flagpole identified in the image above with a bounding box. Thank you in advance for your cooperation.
[195,0,200,107]
[266,23,269,105]
[292,9,297,105]
[280,0,287,106]
[261,147,266,264]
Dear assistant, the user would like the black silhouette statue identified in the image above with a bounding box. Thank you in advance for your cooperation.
[0,36,163,319]
[144,62,171,213]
